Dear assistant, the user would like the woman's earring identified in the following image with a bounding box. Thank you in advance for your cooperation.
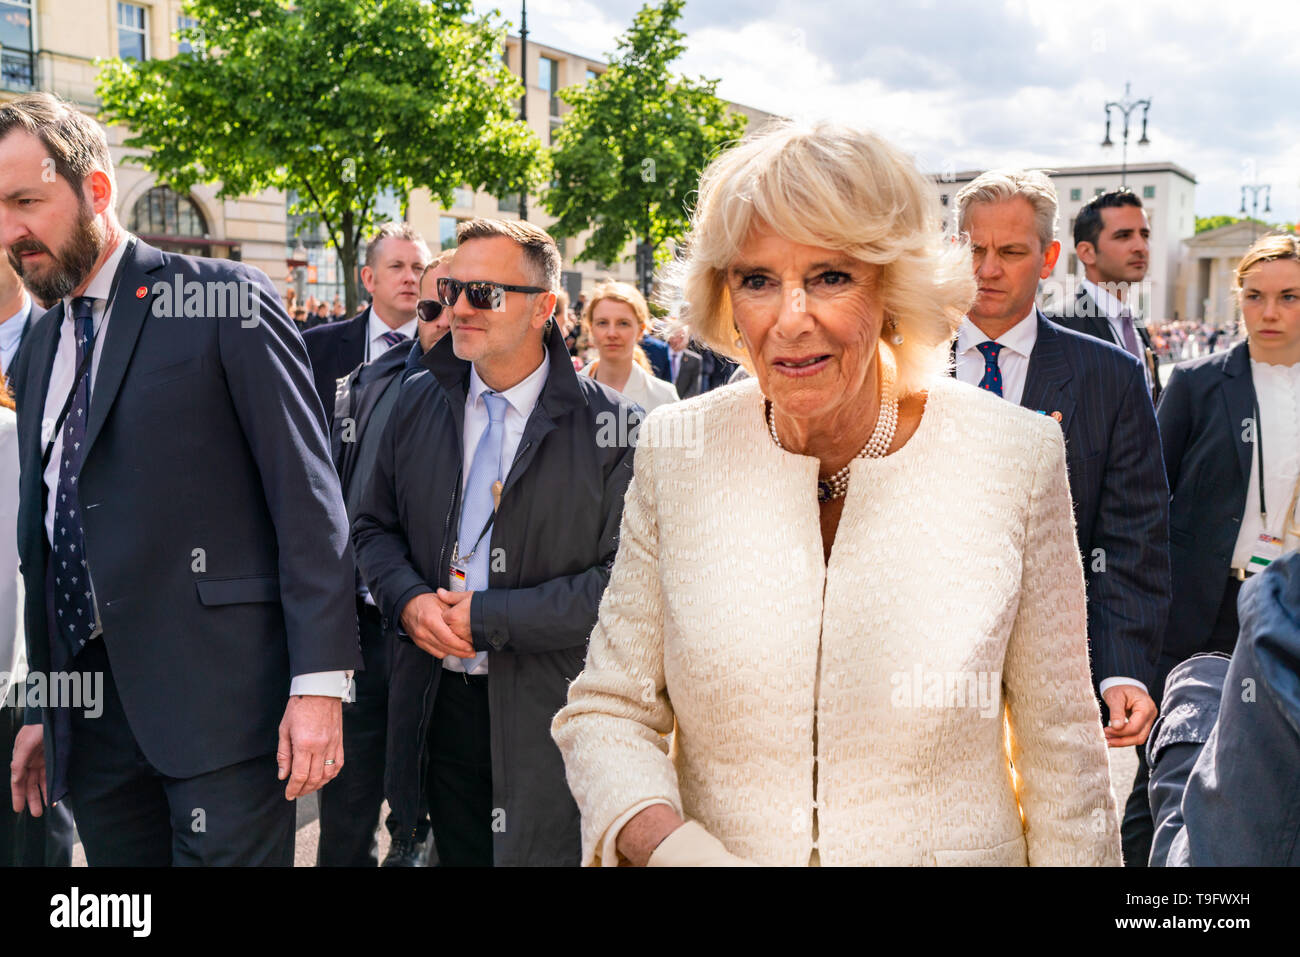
[889,317,904,346]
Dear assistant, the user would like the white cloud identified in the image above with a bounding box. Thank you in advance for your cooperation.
[480,0,1300,223]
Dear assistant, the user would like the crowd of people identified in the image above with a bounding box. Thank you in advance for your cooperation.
[1147,319,1242,364]
[1,91,1297,869]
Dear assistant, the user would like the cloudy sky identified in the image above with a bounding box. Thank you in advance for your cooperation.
[475,0,1300,226]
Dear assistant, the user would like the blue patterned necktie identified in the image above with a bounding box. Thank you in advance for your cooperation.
[380,330,409,350]
[976,340,1004,397]
[53,296,99,656]
[455,391,509,673]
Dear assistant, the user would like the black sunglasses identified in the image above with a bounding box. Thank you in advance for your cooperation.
[436,277,546,311]
[416,299,443,323]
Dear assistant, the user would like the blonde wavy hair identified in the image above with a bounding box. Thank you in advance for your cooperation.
[581,280,653,374]
[1233,233,1300,293]
[668,120,975,396]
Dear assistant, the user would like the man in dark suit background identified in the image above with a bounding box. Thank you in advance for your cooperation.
[315,250,449,869]
[2,93,360,865]
[640,332,672,382]
[303,222,429,425]
[1046,190,1161,404]
[0,250,40,389]
[665,324,701,399]
[952,170,1169,784]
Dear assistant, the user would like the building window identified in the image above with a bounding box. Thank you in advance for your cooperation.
[1070,188,1082,201]
[0,0,35,89]
[1094,187,1105,197]
[939,194,949,207]
[539,56,560,118]
[129,186,208,240]
[117,2,148,61]
[452,186,474,209]
[497,193,520,214]
[177,15,202,55]
[585,68,599,83]
[1143,185,1156,199]
[438,216,460,252]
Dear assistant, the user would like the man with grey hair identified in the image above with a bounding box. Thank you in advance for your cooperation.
[304,221,430,424]
[353,217,638,865]
[952,170,1170,865]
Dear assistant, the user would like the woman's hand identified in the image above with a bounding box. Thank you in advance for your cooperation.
[616,806,753,866]
[616,804,684,866]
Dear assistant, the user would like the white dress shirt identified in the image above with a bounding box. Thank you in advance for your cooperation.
[581,362,679,415]
[0,408,23,706]
[955,307,1038,405]
[365,308,417,364]
[39,235,347,698]
[1232,359,1300,570]
[442,353,550,675]
[957,308,1142,696]
[0,292,29,376]
[1080,278,1153,393]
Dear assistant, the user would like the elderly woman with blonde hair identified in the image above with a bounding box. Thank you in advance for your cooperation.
[551,121,1122,867]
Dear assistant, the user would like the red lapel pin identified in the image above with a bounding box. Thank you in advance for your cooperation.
[135,285,148,298]
[1050,411,1063,422]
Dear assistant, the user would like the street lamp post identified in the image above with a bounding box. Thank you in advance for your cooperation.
[1240,183,1271,243]
[518,0,529,221]
[1101,81,1151,189]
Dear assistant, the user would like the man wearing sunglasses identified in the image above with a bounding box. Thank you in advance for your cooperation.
[354,218,639,866]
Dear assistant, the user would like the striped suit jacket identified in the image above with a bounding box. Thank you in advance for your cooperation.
[955,311,1171,692]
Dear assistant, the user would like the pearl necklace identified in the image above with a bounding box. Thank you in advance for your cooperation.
[766,372,900,503]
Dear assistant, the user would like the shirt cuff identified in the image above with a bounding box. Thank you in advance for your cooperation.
[290,670,354,702]
[597,798,675,867]
[1099,676,1148,697]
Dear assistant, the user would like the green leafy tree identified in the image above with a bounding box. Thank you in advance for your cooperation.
[97,0,547,312]
[1195,214,1297,235]
[544,0,747,295]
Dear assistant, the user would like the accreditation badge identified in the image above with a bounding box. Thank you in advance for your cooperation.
[1247,533,1285,574]
[449,555,468,593]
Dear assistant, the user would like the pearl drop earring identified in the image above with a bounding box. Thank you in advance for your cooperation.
[889,317,904,346]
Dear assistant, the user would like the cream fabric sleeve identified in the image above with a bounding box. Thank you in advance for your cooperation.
[1003,422,1123,866]
[551,437,682,866]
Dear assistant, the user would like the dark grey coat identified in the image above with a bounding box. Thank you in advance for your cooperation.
[352,324,638,865]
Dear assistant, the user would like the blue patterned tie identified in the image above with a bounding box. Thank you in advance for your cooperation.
[455,391,509,673]
[380,330,409,350]
[976,340,1004,397]
[53,296,98,656]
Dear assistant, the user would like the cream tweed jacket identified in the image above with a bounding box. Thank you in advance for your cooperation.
[551,374,1122,866]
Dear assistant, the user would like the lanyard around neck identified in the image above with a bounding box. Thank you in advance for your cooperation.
[40,237,135,472]
[1252,396,1267,526]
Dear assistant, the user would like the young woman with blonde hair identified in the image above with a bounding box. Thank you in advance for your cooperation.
[579,281,678,413]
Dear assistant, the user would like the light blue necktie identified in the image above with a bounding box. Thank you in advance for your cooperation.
[455,391,509,673]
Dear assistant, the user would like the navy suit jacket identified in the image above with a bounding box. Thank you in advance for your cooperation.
[640,335,672,382]
[956,311,1170,691]
[4,298,39,398]
[302,308,369,424]
[1046,287,1162,404]
[1153,551,1300,865]
[9,239,360,796]
[1154,342,1256,663]
[1021,312,1170,691]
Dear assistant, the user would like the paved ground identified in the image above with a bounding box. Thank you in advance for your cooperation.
[68,746,1141,866]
